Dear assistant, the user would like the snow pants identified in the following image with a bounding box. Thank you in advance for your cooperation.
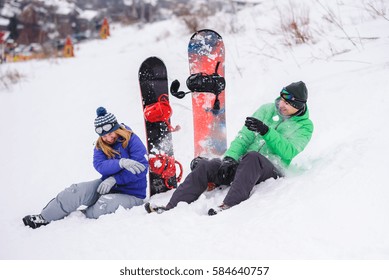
[166,151,281,209]
[40,179,144,222]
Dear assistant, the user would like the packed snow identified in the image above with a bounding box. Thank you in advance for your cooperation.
[1,0,389,267]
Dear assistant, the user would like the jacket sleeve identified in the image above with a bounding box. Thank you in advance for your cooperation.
[224,126,255,161]
[112,133,149,185]
[224,104,270,161]
[263,119,314,164]
[93,149,122,176]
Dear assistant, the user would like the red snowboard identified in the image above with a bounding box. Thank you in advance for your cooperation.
[188,29,227,158]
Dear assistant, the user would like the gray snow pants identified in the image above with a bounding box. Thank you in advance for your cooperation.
[166,151,281,209]
[40,179,144,222]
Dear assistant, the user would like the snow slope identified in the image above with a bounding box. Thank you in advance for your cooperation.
[1,0,389,262]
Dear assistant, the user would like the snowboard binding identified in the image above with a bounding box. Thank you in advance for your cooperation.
[186,72,225,96]
[170,62,225,111]
[149,153,183,190]
[143,94,180,132]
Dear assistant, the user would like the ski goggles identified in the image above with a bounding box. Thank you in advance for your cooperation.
[95,122,116,135]
[280,88,306,103]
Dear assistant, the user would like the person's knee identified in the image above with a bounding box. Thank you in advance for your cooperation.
[62,184,78,195]
[196,158,211,169]
[84,195,142,219]
[245,151,261,159]
[56,184,78,211]
[84,197,113,219]
[243,151,268,164]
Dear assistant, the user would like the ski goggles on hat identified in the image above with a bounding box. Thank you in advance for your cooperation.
[95,123,116,135]
[280,88,306,103]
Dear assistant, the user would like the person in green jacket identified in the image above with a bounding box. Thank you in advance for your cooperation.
[145,81,314,215]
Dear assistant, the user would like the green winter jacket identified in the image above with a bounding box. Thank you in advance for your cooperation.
[224,99,314,168]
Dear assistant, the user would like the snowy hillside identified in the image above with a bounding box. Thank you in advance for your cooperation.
[1,0,389,275]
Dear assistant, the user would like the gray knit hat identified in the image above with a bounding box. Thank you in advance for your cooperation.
[94,107,120,136]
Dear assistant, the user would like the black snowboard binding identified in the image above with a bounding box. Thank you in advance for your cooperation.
[170,62,225,111]
[186,71,225,95]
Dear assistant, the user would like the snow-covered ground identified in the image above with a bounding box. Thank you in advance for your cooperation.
[1,0,389,276]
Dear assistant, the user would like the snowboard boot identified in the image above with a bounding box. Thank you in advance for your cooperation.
[22,214,50,229]
[190,156,207,171]
[144,202,167,214]
[208,203,230,216]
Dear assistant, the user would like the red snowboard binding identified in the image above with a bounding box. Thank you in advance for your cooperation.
[143,94,180,132]
[149,153,183,190]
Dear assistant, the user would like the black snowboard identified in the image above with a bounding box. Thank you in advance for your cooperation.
[139,56,178,196]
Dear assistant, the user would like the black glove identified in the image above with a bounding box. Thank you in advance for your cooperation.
[245,117,269,135]
[216,156,238,185]
[190,156,207,171]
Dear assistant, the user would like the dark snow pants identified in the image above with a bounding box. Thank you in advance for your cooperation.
[166,151,281,209]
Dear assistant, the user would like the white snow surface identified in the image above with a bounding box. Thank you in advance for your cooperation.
[1,0,389,260]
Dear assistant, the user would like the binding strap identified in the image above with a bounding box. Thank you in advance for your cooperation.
[144,94,180,132]
[149,153,183,189]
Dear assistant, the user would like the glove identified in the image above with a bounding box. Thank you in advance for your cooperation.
[216,156,238,185]
[245,117,269,135]
[97,176,116,195]
[119,158,146,174]
[190,156,207,171]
